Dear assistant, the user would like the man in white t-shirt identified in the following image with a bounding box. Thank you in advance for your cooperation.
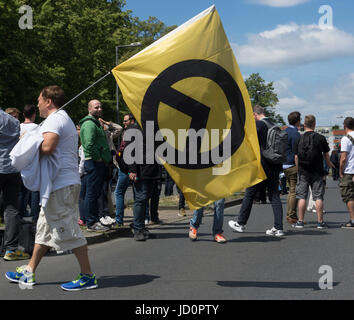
[5,86,97,291]
[339,117,354,229]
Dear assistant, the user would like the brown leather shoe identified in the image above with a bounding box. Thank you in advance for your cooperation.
[287,217,298,224]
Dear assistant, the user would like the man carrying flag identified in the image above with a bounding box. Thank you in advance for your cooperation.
[112,5,266,210]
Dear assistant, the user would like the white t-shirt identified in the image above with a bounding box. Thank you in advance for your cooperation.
[40,110,80,191]
[341,131,354,174]
[20,122,38,136]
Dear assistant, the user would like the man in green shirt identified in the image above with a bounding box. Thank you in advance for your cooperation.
[79,100,112,232]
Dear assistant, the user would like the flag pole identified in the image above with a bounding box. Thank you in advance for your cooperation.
[58,71,112,112]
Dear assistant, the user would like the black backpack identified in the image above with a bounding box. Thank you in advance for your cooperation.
[297,132,317,166]
[261,119,288,165]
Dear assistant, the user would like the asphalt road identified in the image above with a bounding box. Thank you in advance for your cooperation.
[0,178,353,301]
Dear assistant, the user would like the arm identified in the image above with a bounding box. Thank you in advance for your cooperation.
[339,152,348,178]
[99,118,123,139]
[324,152,335,170]
[41,132,59,156]
[294,154,299,170]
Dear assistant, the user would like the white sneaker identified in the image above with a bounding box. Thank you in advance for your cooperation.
[228,220,245,233]
[100,216,112,226]
[106,216,116,224]
[266,227,284,237]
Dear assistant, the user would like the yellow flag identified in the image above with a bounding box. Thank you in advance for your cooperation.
[112,5,266,209]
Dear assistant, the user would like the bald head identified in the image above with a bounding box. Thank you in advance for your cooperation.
[88,100,102,118]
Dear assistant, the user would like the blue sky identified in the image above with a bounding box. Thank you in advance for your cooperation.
[124,0,354,126]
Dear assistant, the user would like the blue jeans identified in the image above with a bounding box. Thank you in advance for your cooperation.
[0,173,21,252]
[132,179,156,232]
[97,166,110,218]
[84,160,106,227]
[190,199,225,236]
[177,187,185,210]
[19,181,40,220]
[145,180,162,222]
[238,165,283,230]
[79,174,87,222]
[114,169,130,224]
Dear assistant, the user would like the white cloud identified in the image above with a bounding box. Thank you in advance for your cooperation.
[233,23,354,67]
[246,0,311,7]
[274,74,354,125]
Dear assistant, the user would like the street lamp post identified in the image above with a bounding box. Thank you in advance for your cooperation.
[115,42,142,124]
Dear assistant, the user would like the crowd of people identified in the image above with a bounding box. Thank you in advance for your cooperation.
[1,86,353,291]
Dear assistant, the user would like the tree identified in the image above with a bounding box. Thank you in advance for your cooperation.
[245,73,284,125]
[0,0,175,124]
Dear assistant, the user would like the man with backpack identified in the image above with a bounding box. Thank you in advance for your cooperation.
[283,111,301,224]
[294,115,334,229]
[228,105,286,237]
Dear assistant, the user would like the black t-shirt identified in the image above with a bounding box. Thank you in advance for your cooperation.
[294,131,330,176]
[256,120,268,151]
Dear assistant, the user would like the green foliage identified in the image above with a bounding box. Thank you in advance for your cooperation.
[245,73,284,125]
[0,0,175,124]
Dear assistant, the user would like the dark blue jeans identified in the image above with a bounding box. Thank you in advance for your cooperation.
[145,180,161,222]
[177,187,185,210]
[133,179,156,232]
[238,165,283,230]
[0,173,21,252]
[84,160,106,227]
[97,166,110,218]
[19,181,40,221]
[79,174,87,222]
[164,173,175,196]
[114,169,130,224]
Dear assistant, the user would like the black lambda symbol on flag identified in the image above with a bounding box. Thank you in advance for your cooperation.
[141,59,246,170]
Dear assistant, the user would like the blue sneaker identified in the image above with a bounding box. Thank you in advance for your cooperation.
[5,265,36,287]
[61,273,98,291]
[295,221,305,229]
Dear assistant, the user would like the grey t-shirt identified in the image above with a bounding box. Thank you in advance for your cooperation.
[0,108,20,174]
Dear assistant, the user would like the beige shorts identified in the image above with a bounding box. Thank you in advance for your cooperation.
[35,184,87,253]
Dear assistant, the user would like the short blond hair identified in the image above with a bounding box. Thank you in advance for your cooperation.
[5,107,20,115]
[304,115,316,129]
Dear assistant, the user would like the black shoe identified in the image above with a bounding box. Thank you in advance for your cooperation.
[142,228,150,240]
[150,219,162,225]
[341,221,354,229]
[134,231,146,241]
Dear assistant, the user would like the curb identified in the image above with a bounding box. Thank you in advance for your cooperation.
[84,198,243,246]
[0,199,244,247]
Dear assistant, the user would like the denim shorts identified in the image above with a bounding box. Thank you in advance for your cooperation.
[296,172,325,201]
[339,174,354,203]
